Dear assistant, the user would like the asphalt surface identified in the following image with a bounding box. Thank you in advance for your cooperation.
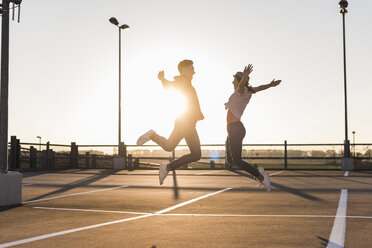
[0,169,371,248]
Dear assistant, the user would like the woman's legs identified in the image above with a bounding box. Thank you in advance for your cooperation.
[227,122,261,179]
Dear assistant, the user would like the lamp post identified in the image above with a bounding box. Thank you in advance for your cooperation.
[339,0,352,170]
[109,17,129,155]
[352,131,355,157]
[36,136,41,150]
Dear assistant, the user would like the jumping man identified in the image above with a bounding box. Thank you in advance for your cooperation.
[137,59,204,185]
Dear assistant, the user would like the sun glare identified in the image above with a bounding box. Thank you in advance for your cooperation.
[162,89,186,120]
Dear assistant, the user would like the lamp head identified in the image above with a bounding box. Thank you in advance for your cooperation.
[339,0,348,9]
[120,24,130,30]
[109,17,119,26]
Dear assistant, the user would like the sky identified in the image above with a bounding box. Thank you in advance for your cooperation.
[1,0,371,146]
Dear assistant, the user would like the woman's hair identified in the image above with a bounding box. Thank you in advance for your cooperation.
[235,74,254,92]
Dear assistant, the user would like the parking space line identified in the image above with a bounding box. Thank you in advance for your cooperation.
[22,185,129,204]
[1,188,232,247]
[269,170,284,176]
[33,207,149,215]
[154,188,232,214]
[32,206,372,219]
[195,171,224,176]
[327,189,348,248]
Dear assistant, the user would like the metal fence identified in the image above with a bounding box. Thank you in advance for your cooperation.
[8,136,372,171]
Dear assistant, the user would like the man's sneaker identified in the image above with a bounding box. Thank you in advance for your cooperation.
[137,130,155,146]
[159,163,169,185]
[261,173,272,192]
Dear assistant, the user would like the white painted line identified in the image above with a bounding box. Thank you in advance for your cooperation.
[33,207,149,215]
[22,185,129,204]
[0,214,153,248]
[327,189,348,248]
[195,171,224,176]
[269,170,284,176]
[32,206,372,219]
[344,171,349,177]
[2,188,232,247]
[154,188,232,214]
[128,170,157,175]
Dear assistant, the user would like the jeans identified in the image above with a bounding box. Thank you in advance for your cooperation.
[226,121,260,178]
[151,119,201,170]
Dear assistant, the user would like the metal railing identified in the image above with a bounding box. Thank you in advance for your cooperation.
[7,136,372,171]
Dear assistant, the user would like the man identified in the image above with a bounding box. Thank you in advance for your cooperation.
[137,59,204,185]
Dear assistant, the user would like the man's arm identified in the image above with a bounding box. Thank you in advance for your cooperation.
[238,64,253,94]
[252,79,281,93]
[158,70,174,89]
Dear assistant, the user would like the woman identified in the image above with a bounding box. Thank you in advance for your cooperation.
[224,64,281,192]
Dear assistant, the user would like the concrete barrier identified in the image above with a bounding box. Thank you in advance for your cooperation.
[0,171,22,206]
[114,157,126,169]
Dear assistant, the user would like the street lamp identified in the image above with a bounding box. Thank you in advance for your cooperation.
[109,17,129,155]
[339,0,352,170]
[352,131,355,157]
[36,136,41,150]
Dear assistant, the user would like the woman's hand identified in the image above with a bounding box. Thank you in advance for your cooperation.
[270,79,281,87]
[243,64,253,78]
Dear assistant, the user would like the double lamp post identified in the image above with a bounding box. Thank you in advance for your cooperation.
[109,17,129,156]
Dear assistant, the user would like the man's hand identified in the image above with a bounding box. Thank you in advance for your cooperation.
[270,79,281,87]
[158,70,165,81]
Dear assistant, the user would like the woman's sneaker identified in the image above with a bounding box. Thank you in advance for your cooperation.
[159,163,169,185]
[261,173,272,192]
[137,130,155,146]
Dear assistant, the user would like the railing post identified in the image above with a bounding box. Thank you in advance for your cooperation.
[92,154,97,168]
[30,146,37,169]
[119,142,126,158]
[46,141,50,168]
[284,140,288,170]
[16,138,20,169]
[70,142,78,169]
[225,138,232,169]
[85,152,90,169]
[9,135,16,170]
[127,154,132,170]
[210,160,215,169]
[50,149,55,168]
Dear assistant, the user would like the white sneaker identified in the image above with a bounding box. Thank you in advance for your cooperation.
[137,130,155,146]
[261,173,272,192]
[159,163,169,185]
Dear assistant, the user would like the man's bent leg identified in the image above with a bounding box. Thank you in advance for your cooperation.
[168,125,201,171]
[151,125,183,152]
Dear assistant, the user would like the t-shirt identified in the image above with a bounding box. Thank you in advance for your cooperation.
[224,87,253,120]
